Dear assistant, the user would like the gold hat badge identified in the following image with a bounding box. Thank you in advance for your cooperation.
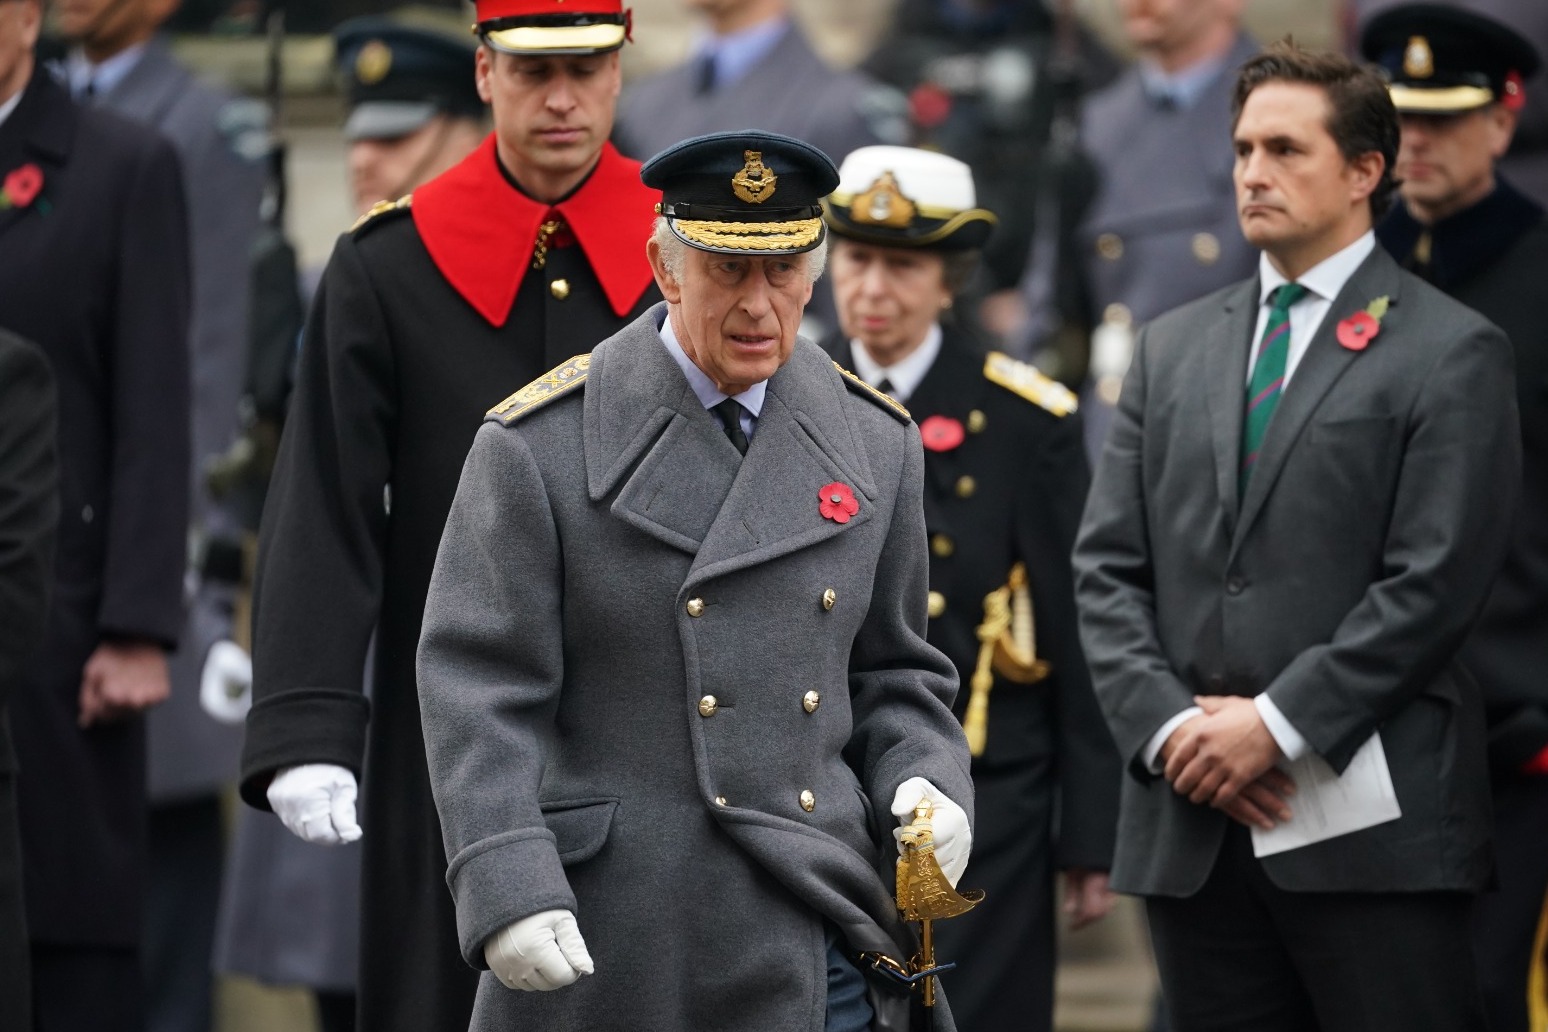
[852,170,918,229]
[731,151,778,204]
[356,39,393,85]
[1404,35,1434,79]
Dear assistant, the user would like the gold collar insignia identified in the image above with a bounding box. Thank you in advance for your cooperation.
[851,171,917,229]
[731,150,778,204]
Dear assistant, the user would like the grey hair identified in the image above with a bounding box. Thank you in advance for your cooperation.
[650,217,828,283]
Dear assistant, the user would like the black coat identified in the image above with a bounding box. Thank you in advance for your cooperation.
[0,330,58,1028]
[239,139,661,1032]
[824,328,1119,1030]
[1378,180,1548,769]
[0,67,191,947]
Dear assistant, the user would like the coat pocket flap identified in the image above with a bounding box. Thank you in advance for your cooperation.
[540,797,619,865]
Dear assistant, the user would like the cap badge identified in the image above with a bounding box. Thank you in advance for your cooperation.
[852,171,917,229]
[356,39,393,86]
[1403,36,1434,79]
[731,151,778,204]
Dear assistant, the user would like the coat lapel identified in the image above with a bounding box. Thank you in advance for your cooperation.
[687,342,879,586]
[585,306,743,555]
[1203,279,1260,537]
[98,41,184,127]
[1232,248,1404,552]
[0,70,74,241]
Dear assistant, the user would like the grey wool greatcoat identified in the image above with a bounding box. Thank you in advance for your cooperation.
[418,304,976,1032]
[1073,244,1519,898]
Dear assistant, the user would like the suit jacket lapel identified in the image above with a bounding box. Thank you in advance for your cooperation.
[100,41,183,126]
[1233,248,1404,552]
[585,306,744,555]
[687,342,878,586]
[1204,279,1259,537]
[0,70,74,241]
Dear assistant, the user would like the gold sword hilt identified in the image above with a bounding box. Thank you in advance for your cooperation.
[895,800,984,1008]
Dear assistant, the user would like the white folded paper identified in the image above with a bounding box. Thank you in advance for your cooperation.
[1252,733,1402,858]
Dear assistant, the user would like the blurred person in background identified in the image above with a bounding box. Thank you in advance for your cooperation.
[821,144,1120,1032]
[0,0,192,1027]
[1014,0,1258,460]
[213,22,485,1032]
[234,3,661,1029]
[0,329,58,1032]
[1363,8,1548,1031]
[50,0,267,1028]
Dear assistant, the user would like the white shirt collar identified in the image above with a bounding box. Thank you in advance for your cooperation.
[66,42,148,99]
[0,87,23,129]
[846,323,942,404]
[1258,231,1376,306]
[658,311,768,417]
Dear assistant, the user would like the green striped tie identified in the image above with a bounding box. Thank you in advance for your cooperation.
[1240,282,1308,495]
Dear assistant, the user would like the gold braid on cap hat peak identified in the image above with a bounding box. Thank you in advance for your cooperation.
[673,218,823,251]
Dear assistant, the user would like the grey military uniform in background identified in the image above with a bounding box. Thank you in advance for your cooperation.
[418,306,974,1032]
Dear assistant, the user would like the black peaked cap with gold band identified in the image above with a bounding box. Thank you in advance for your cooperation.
[641,130,839,256]
[823,145,996,252]
[333,18,482,142]
[1361,3,1541,115]
[474,0,632,57]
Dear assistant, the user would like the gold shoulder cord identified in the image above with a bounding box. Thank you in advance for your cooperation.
[963,563,1051,757]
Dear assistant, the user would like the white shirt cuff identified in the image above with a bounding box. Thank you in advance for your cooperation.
[1143,707,1203,774]
[1254,694,1310,761]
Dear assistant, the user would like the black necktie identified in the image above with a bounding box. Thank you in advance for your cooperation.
[695,52,717,95]
[876,378,898,400]
[713,399,749,455]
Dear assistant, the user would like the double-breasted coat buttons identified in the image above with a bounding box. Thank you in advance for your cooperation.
[821,588,836,611]
[803,690,820,713]
[686,597,705,617]
[699,695,718,717]
[799,790,816,812]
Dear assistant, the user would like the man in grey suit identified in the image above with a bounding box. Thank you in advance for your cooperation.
[418,130,974,1032]
[54,1,265,1029]
[1074,42,1519,1031]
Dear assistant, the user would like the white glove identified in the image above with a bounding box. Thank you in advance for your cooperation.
[267,763,363,844]
[198,640,252,724]
[484,909,595,991]
[891,776,972,888]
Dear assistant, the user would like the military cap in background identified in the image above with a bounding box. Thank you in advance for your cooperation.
[824,145,997,252]
[333,17,482,142]
[641,130,838,255]
[474,0,632,57]
[1362,3,1542,114]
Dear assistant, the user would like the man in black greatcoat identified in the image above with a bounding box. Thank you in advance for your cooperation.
[237,2,661,1030]
[0,1,192,1028]
[1363,9,1548,1030]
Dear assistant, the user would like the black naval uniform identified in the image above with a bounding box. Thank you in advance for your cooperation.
[825,329,1120,1032]
[1379,178,1548,1032]
[239,137,660,1032]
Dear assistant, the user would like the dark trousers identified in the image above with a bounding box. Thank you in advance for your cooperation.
[826,926,873,1032]
[1146,824,1485,1032]
[144,796,223,1032]
[32,942,143,1032]
[1473,774,1548,1032]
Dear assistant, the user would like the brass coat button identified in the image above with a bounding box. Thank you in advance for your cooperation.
[955,476,976,498]
[803,690,821,713]
[927,591,947,618]
[550,278,571,300]
[799,790,816,812]
[698,695,718,717]
[931,534,955,558]
[686,597,705,617]
[1096,232,1124,261]
[967,410,987,434]
[821,588,836,611]
[1191,232,1221,265]
[714,795,727,807]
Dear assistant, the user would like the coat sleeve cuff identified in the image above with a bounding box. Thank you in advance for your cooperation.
[445,828,577,968]
[238,687,371,809]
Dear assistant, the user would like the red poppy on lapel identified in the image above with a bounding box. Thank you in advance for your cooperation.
[1,164,43,209]
[819,483,860,524]
[918,415,965,452]
[1337,296,1390,352]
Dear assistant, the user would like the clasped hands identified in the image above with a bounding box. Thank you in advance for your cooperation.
[1159,695,1296,831]
[482,777,970,993]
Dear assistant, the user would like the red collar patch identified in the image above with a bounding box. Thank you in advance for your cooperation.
[412,136,659,327]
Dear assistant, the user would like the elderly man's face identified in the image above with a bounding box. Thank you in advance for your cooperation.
[0,0,41,104]
[1396,106,1514,224]
[649,240,813,396]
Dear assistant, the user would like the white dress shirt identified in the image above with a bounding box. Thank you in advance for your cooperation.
[660,313,766,440]
[1144,231,1378,772]
[66,42,148,99]
[0,87,22,130]
[846,323,943,404]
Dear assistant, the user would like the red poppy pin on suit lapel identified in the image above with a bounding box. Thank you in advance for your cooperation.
[0,163,47,213]
[1337,296,1390,351]
[819,483,859,524]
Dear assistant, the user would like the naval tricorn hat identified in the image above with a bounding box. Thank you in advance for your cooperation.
[824,145,997,252]
[641,130,839,256]
[474,0,632,57]
[1360,3,1541,115]
[333,18,482,142]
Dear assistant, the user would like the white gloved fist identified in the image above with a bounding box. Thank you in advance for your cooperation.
[485,909,594,992]
[198,640,252,724]
[267,763,362,845]
[891,776,972,888]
